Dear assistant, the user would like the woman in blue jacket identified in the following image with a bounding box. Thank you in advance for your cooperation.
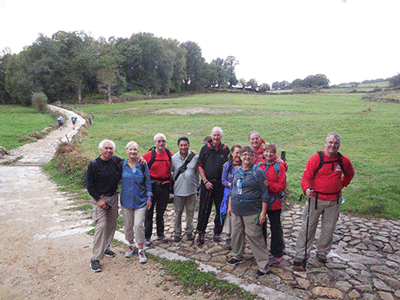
[120,141,152,263]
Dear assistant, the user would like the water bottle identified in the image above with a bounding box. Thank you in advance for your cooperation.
[237,179,242,195]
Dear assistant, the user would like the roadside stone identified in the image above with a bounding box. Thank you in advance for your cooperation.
[363,293,379,300]
[377,291,394,300]
[334,280,352,292]
[295,277,310,289]
[348,289,361,299]
[311,287,343,299]
[355,284,373,293]
[373,278,393,292]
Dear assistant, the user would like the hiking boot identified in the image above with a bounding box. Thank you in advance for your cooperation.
[227,257,245,266]
[225,238,232,250]
[125,244,137,258]
[197,232,205,245]
[158,236,169,243]
[174,236,181,242]
[187,233,194,241]
[144,239,152,247]
[213,234,221,242]
[104,249,116,258]
[90,259,102,273]
[256,269,267,278]
[138,250,147,264]
[317,254,327,263]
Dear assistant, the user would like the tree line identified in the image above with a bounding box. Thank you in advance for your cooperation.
[2,30,374,106]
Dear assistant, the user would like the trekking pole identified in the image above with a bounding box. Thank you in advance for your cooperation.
[303,196,311,270]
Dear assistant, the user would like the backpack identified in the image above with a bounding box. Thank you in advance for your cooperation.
[257,161,280,176]
[314,151,345,176]
[148,147,172,169]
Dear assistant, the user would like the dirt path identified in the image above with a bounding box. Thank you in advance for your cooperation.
[0,106,211,300]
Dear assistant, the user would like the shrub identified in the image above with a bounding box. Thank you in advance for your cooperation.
[32,92,48,113]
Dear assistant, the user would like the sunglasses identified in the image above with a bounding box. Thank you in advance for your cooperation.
[157,140,166,143]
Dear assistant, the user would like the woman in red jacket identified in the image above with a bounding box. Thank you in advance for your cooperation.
[258,143,286,264]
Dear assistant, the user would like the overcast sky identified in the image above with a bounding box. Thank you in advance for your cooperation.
[0,0,398,85]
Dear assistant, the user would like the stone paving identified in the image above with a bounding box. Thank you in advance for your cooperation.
[140,201,400,300]
[2,105,399,299]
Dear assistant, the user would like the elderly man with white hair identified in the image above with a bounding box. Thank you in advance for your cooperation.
[196,126,230,245]
[86,139,123,272]
[142,133,174,246]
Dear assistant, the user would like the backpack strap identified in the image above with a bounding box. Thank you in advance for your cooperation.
[314,151,345,176]
[174,152,195,181]
[148,147,172,170]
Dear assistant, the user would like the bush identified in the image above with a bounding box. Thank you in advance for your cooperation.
[32,92,48,113]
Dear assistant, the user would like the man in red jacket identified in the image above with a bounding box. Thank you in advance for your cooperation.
[294,132,355,267]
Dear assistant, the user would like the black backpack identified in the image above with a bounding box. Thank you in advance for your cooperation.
[148,147,172,169]
[314,151,345,176]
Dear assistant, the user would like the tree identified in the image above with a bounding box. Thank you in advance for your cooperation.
[181,41,207,91]
[97,55,117,102]
[31,92,48,113]
[0,48,12,104]
[280,80,290,90]
[290,78,303,88]
[238,78,246,90]
[223,56,239,88]
[258,83,271,93]
[210,58,230,88]
[272,81,281,90]
[247,78,258,91]
[389,73,400,87]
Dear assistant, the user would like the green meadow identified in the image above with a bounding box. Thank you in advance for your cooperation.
[0,105,55,150]
[67,92,400,219]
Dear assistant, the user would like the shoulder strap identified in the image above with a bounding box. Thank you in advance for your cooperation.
[314,151,324,176]
[148,148,156,169]
[337,152,345,176]
[141,163,147,185]
[314,150,345,176]
[174,152,195,181]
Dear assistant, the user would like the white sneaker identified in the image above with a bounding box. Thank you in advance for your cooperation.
[125,244,136,258]
[138,250,147,264]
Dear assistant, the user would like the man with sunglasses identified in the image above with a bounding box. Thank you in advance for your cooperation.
[143,133,174,246]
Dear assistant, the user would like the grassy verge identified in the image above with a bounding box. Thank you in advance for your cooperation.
[0,105,57,150]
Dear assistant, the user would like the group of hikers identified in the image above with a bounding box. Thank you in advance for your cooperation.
[86,127,355,276]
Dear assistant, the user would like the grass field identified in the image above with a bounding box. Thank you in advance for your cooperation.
[0,105,56,150]
[64,92,400,219]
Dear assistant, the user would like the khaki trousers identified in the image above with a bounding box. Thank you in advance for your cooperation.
[294,197,341,260]
[231,213,269,273]
[173,194,196,236]
[91,194,118,260]
[121,206,146,244]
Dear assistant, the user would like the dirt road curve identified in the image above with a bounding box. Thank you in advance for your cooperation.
[0,105,211,300]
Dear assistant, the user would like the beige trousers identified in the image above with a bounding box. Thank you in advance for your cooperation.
[173,194,196,236]
[294,196,341,261]
[231,213,269,273]
[91,194,118,260]
[121,206,146,244]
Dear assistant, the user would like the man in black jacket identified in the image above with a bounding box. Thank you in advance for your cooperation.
[86,139,123,273]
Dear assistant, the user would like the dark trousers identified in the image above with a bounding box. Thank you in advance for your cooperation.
[264,209,284,258]
[196,180,224,235]
[145,182,170,239]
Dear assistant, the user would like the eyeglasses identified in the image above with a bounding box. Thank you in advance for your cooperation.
[157,140,166,143]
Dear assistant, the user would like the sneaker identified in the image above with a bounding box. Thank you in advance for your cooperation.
[158,236,169,243]
[225,238,232,250]
[125,244,137,258]
[90,259,102,273]
[104,249,116,258]
[174,236,181,242]
[144,239,152,247]
[227,257,245,266]
[187,233,194,241]
[317,254,327,263]
[273,257,282,264]
[138,250,147,264]
[256,269,267,278]
[213,234,221,242]
[197,232,205,245]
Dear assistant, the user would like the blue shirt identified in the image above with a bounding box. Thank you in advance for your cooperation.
[120,160,153,209]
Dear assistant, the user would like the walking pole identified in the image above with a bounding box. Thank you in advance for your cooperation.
[191,187,211,246]
[303,196,311,270]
